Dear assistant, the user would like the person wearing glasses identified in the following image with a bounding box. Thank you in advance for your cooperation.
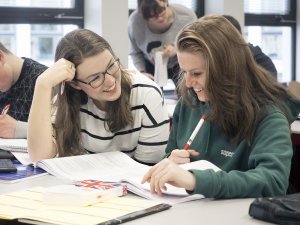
[28,29,170,165]
[142,15,300,198]
[128,0,196,85]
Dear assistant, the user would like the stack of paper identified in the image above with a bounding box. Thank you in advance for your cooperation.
[0,138,27,152]
[0,187,168,225]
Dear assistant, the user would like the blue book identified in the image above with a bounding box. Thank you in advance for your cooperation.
[0,159,47,183]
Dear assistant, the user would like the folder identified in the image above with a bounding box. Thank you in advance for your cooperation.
[0,187,171,225]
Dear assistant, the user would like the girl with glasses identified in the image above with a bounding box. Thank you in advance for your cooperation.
[28,29,170,165]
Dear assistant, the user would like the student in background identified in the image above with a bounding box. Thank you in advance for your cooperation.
[142,15,300,198]
[223,14,278,79]
[128,0,197,84]
[28,29,170,165]
[0,43,47,138]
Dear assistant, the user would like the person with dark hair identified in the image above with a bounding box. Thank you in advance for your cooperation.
[28,29,170,165]
[142,15,300,198]
[0,42,47,138]
[223,14,278,79]
[128,0,197,85]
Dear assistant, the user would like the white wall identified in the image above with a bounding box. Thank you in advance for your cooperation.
[84,0,129,67]
[205,0,244,32]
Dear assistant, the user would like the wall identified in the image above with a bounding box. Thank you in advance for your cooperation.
[84,0,129,67]
[205,0,244,32]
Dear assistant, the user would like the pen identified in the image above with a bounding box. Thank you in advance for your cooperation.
[1,104,10,115]
[98,203,172,225]
[183,115,206,150]
[60,81,65,95]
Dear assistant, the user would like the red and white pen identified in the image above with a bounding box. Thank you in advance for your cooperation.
[183,115,206,150]
[1,104,10,115]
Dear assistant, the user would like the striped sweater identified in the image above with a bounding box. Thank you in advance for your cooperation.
[80,72,170,164]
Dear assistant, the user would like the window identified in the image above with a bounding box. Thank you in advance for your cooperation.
[244,0,296,83]
[0,0,83,66]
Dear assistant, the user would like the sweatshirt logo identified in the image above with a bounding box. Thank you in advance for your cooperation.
[220,150,234,158]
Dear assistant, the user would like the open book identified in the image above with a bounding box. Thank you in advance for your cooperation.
[33,152,221,204]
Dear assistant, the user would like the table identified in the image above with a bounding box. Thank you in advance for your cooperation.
[0,175,272,225]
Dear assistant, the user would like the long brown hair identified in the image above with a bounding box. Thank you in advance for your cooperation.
[177,15,291,144]
[53,29,133,156]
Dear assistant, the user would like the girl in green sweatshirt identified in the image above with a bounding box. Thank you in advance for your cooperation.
[142,15,300,198]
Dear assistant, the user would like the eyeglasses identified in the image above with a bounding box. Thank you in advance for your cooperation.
[74,58,120,88]
[148,3,167,22]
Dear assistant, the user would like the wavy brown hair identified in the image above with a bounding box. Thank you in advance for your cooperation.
[53,29,133,156]
[177,15,291,144]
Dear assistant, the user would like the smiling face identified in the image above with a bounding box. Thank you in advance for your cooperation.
[73,50,122,110]
[177,51,207,102]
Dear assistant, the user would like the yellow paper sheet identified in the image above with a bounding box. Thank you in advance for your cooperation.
[0,187,160,225]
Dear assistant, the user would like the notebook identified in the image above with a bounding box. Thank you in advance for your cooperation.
[0,138,27,152]
[0,186,170,225]
[30,151,221,204]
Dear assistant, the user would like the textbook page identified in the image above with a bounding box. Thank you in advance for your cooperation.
[0,186,163,225]
[0,138,27,152]
[35,152,220,204]
[11,152,33,165]
[123,159,221,203]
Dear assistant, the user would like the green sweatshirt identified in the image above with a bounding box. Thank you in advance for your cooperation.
[166,97,300,199]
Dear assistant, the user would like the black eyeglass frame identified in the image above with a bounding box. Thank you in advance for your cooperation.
[74,58,120,88]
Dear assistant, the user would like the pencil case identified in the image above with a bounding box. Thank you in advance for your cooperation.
[249,193,300,225]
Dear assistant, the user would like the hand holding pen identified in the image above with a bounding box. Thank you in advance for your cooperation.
[38,58,75,90]
[1,104,10,115]
[168,115,205,164]
[168,149,199,164]
[0,104,17,138]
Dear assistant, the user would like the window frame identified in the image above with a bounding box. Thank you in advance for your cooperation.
[245,0,297,80]
[0,0,84,27]
[194,0,204,18]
